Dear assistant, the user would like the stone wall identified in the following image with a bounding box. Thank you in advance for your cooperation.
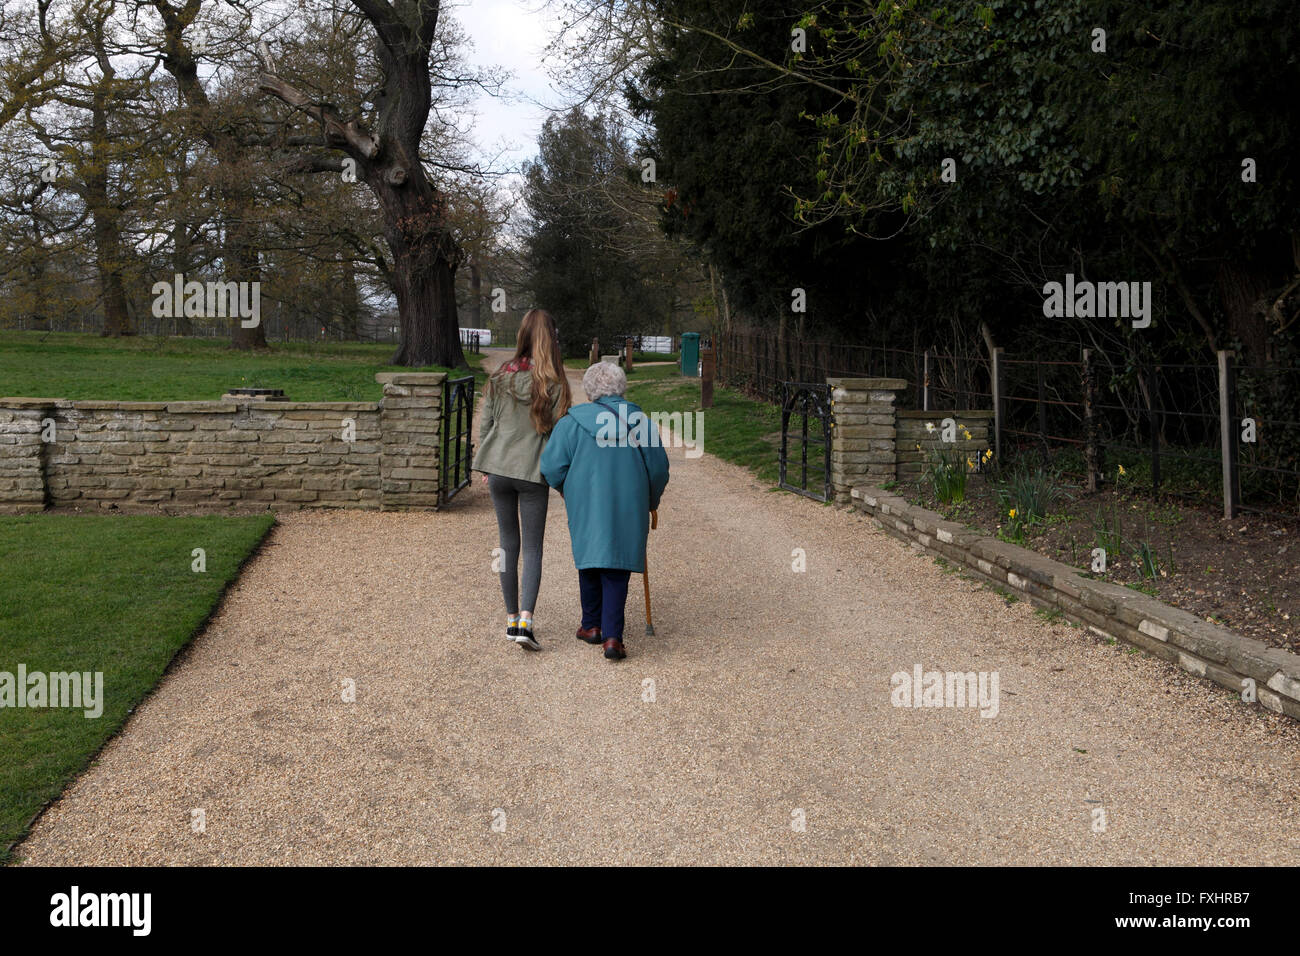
[896,410,994,481]
[827,378,995,501]
[0,372,445,513]
[851,484,1300,721]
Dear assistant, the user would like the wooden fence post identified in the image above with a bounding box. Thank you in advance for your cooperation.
[1082,348,1103,492]
[922,349,931,411]
[991,346,1004,462]
[1218,350,1240,518]
[701,346,715,409]
[1036,358,1049,463]
[1149,364,1162,493]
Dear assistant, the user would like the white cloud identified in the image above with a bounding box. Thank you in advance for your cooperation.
[450,0,568,175]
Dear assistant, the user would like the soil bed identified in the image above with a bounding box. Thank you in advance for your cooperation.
[898,474,1299,654]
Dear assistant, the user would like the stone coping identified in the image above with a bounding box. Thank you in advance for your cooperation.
[897,409,994,418]
[374,372,448,386]
[1,399,380,413]
[850,484,1300,720]
[827,377,908,390]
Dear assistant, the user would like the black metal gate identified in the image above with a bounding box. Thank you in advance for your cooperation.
[779,381,833,502]
[439,375,474,507]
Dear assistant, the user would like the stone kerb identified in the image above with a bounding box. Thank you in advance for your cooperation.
[850,484,1300,722]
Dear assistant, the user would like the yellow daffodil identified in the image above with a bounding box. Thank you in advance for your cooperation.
[1118,464,1127,476]
[1009,508,1017,519]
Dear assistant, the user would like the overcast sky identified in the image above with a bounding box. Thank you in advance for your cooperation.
[450,0,570,182]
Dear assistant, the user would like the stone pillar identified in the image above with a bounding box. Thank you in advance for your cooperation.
[0,400,54,513]
[827,377,907,504]
[376,372,445,510]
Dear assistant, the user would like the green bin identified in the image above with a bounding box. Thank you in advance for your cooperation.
[680,332,700,377]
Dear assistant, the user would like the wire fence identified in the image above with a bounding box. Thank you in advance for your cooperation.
[716,326,1300,519]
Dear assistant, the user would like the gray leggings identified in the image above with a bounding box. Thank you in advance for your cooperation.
[488,474,550,615]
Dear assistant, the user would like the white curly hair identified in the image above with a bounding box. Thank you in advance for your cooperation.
[583,361,627,401]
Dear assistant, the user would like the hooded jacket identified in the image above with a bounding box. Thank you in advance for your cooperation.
[540,396,670,572]
[472,366,567,484]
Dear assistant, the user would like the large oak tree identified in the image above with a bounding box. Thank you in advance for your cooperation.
[256,0,466,367]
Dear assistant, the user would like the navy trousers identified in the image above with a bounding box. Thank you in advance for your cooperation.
[578,568,632,641]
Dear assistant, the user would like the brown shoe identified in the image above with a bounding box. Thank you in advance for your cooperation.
[602,638,626,660]
[576,626,602,644]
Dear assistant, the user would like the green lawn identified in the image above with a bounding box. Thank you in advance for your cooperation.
[0,513,276,862]
[625,369,786,486]
[0,331,476,402]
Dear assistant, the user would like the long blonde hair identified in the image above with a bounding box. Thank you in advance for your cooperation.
[493,308,572,434]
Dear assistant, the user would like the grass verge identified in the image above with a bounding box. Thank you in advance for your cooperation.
[0,513,276,862]
[625,369,784,486]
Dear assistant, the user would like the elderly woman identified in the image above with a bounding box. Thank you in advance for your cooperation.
[540,362,670,660]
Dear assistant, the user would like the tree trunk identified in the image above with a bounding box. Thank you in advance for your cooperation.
[387,227,463,367]
[153,3,266,349]
[226,214,267,349]
[1216,260,1272,366]
[373,169,464,368]
[87,65,132,336]
[339,254,361,340]
[172,218,191,335]
[469,260,482,328]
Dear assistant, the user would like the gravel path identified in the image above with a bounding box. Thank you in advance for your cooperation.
[14,350,1300,865]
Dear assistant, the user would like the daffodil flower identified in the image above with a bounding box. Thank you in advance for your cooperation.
[925,422,935,433]
[1009,508,1017,519]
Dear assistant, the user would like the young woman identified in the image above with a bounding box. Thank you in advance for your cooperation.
[473,309,572,651]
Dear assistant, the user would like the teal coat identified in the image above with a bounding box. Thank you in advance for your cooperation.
[540,396,670,573]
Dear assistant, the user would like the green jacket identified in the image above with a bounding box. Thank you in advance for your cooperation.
[473,368,566,484]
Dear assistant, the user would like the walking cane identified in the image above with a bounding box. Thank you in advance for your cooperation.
[644,509,658,636]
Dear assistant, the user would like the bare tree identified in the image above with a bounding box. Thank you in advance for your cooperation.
[255,0,484,367]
